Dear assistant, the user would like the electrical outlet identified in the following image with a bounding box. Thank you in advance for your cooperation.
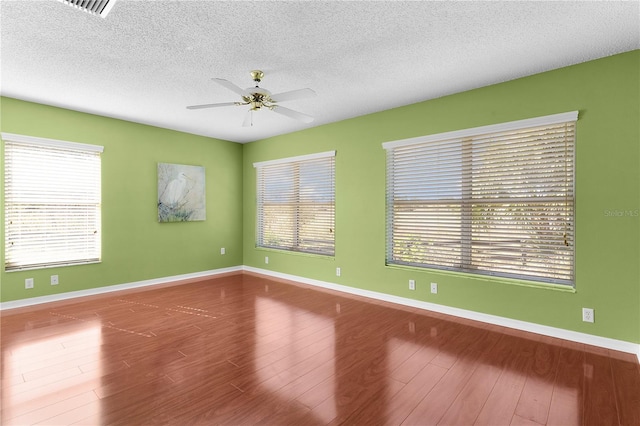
[409,279,415,290]
[51,275,59,285]
[25,278,34,289]
[265,256,269,264]
[430,282,438,294]
[220,247,225,255]
[336,267,341,277]
[582,308,594,323]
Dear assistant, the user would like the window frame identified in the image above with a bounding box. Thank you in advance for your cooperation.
[3,132,103,272]
[383,112,577,286]
[254,151,336,257]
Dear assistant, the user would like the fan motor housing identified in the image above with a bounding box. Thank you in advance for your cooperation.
[243,88,273,110]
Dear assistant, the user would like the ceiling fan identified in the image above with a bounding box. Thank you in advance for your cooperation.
[187,70,316,127]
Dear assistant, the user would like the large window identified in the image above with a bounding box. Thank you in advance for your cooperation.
[384,112,577,285]
[3,133,103,271]
[255,151,335,256]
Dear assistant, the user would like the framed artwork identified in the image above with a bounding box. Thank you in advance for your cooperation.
[157,163,206,222]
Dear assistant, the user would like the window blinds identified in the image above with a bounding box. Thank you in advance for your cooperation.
[384,112,577,285]
[255,151,335,256]
[3,133,103,271]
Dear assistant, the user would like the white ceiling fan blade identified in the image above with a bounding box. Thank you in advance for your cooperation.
[271,105,314,123]
[270,88,316,103]
[186,102,238,110]
[212,78,249,96]
[242,110,253,127]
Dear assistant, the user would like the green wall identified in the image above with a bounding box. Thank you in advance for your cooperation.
[1,98,243,302]
[1,51,638,345]
[243,50,640,344]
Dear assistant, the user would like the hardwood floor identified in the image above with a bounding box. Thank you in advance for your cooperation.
[1,272,638,425]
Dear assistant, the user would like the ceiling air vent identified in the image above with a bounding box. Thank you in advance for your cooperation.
[58,0,117,18]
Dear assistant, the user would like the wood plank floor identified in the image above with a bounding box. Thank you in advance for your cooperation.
[1,272,639,425]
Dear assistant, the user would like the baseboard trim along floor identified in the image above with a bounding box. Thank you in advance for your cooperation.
[0,266,243,311]
[2,264,638,363]
[244,266,640,363]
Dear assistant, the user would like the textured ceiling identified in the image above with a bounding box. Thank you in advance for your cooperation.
[1,1,638,143]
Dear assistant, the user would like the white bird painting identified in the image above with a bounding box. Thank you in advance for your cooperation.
[161,172,190,208]
[157,163,206,222]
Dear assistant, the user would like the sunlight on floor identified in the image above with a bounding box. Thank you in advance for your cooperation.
[2,321,103,425]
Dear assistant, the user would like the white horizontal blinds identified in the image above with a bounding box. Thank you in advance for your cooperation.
[4,137,102,271]
[386,113,576,285]
[387,139,464,269]
[468,123,575,283]
[256,152,335,256]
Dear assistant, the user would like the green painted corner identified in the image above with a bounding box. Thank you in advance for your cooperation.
[1,51,638,346]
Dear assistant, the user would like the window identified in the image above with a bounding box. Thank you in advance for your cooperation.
[255,151,335,256]
[384,112,577,285]
[3,133,103,271]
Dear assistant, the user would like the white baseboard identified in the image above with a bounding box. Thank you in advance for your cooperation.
[2,264,638,363]
[0,266,243,311]
[244,266,640,362]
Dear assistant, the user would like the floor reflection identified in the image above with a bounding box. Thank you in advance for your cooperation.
[255,296,336,423]
[1,274,636,425]
[2,321,103,425]
[255,289,591,426]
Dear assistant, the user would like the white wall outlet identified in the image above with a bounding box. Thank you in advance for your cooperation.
[51,275,59,285]
[25,278,34,289]
[336,267,341,277]
[430,282,438,294]
[409,279,415,290]
[582,308,594,323]
[265,256,269,264]
[220,247,225,255]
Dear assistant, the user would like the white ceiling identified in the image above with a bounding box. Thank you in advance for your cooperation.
[1,1,638,143]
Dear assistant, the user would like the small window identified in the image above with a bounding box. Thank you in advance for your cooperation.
[383,112,577,285]
[3,133,103,271]
[254,151,335,256]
